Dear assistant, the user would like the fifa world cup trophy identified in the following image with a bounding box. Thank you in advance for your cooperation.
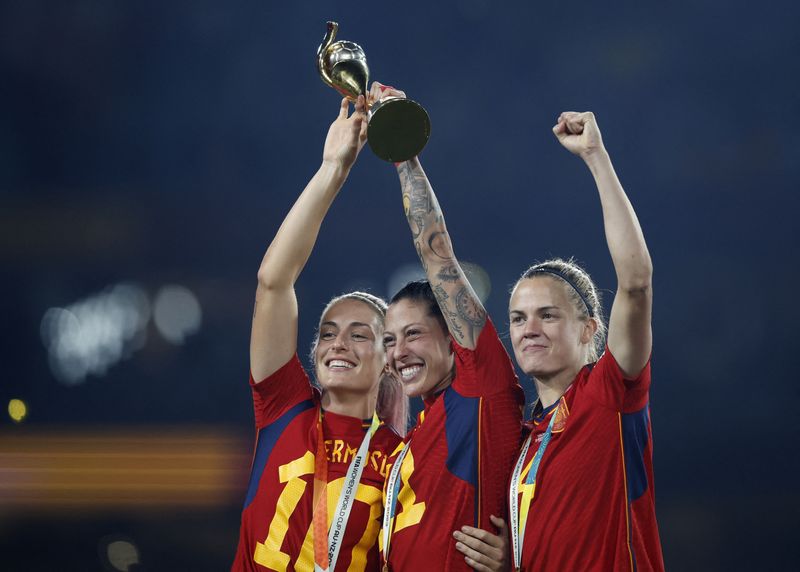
[317,21,431,162]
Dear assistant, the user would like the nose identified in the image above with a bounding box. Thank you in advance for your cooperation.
[393,337,408,359]
[522,318,541,339]
[332,332,349,350]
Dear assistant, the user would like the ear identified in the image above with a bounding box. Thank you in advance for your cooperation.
[581,318,598,345]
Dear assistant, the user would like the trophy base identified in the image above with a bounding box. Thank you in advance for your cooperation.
[367,98,431,163]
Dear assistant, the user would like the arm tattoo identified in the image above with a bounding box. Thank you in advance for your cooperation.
[399,162,434,239]
[432,284,464,341]
[455,288,487,328]
[436,264,460,283]
[428,231,455,261]
[415,242,428,273]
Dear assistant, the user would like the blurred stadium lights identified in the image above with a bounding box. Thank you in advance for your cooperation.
[100,536,141,572]
[39,282,202,386]
[152,285,202,345]
[461,261,492,304]
[8,399,28,423]
[0,428,249,512]
[386,263,426,299]
[386,261,491,303]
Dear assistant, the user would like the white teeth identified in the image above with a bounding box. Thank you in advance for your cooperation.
[400,365,423,380]
[329,360,354,369]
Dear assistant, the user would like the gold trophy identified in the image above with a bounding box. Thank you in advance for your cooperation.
[317,21,431,163]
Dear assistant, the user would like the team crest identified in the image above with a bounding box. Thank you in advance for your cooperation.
[552,396,569,432]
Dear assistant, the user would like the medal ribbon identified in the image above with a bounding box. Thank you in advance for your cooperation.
[380,439,411,569]
[313,411,381,572]
[509,402,559,570]
[381,408,426,570]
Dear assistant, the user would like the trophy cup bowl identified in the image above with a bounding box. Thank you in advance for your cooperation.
[317,21,430,163]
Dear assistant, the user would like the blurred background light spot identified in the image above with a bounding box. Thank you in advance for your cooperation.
[100,536,140,572]
[386,261,491,303]
[460,261,492,304]
[8,399,28,423]
[153,285,202,345]
[386,263,426,299]
[40,283,151,385]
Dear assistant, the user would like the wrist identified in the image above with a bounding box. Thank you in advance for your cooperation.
[320,159,352,180]
[581,147,611,171]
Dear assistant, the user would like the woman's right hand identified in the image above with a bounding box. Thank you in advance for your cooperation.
[322,95,368,171]
[452,515,510,572]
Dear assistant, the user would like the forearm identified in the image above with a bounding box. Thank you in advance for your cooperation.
[584,150,652,292]
[397,158,486,348]
[257,161,349,291]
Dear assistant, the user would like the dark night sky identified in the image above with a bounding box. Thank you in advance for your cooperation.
[1,1,799,569]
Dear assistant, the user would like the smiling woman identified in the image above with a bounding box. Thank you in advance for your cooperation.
[231,96,406,572]
[503,112,665,571]
[372,81,524,572]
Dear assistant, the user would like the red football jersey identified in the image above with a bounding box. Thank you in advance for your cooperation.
[514,349,664,572]
[232,354,402,572]
[384,319,525,571]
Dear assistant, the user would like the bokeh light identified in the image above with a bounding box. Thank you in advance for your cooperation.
[40,283,151,385]
[152,285,202,345]
[8,399,28,423]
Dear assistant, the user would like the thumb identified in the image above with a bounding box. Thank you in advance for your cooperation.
[489,515,508,534]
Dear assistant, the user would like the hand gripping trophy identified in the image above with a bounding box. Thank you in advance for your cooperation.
[317,21,431,162]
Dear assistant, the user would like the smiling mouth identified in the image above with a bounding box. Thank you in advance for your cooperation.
[399,364,423,381]
[523,345,547,352]
[328,359,355,370]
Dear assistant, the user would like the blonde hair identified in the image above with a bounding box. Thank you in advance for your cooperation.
[513,258,606,363]
[310,291,408,436]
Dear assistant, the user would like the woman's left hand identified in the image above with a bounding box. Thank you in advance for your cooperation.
[452,515,510,572]
[367,81,406,107]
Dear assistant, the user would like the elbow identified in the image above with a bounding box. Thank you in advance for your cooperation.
[618,257,653,294]
[256,266,287,293]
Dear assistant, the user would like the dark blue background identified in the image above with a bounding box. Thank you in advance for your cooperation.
[2,1,798,569]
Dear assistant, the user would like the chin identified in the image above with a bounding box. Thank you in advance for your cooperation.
[399,377,426,398]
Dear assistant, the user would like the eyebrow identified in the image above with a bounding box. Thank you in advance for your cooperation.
[321,321,373,329]
[509,306,561,314]
[384,322,423,336]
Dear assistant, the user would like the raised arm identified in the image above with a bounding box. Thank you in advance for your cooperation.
[250,96,368,382]
[370,83,487,349]
[554,111,652,377]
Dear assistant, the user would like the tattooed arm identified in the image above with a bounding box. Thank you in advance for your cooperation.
[368,82,486,349]
[394,157,487,349]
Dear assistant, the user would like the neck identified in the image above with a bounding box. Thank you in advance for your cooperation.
[421,367,455,403]
[321,389,377,420]
[531,364,584,408]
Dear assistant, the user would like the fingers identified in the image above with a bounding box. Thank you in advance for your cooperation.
[368,80,407,105]
[458,526,504,549]
[489,515,509,536]
[453,535,501,572]
[354,94,366,114]
[338,97,350,119]
[555,111,596,135]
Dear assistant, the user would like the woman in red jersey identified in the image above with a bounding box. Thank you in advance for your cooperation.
[455,112,665,571]
[372,83,525,572]
[232,95,407,572]
[499,111,664,571]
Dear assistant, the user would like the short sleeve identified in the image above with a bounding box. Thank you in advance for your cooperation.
[585,348,651,413]
[250,353,317,428]
[451,318,522,398]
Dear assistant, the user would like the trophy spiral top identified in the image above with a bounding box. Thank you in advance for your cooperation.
[316,21,369,100]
